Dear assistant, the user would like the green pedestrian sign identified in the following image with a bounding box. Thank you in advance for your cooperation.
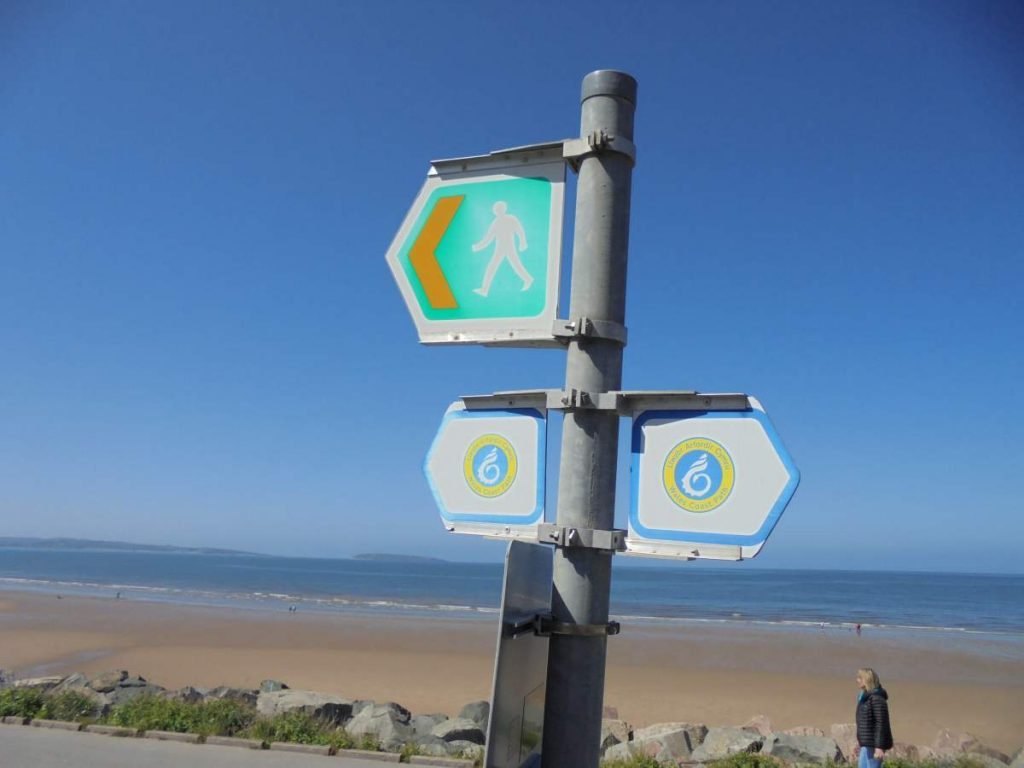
[385,144,565,345]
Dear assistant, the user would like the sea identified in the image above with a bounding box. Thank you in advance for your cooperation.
[2,548,1022,646]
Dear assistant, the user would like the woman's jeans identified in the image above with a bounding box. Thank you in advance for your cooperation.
[859,747,883,768]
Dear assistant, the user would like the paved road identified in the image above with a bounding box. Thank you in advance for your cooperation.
[0,725,402,768]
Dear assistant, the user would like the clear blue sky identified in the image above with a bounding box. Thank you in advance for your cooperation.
[2,1,1021,572]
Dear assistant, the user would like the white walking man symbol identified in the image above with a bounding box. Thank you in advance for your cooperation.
[472,201,533,297]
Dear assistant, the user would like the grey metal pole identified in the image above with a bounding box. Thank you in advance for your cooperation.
[541,70,636,768]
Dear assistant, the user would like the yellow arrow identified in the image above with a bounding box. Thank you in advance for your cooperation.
[410,195,463,310]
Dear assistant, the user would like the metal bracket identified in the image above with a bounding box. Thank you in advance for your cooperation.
[507,613,621,638]
[537,524,626,552]
[563,131,637,172]
[552,317,628,346]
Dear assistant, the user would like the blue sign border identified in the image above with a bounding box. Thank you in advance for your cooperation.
[630,409,799,546]
[424,407,546,525]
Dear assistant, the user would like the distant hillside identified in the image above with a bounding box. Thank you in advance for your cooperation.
[0,537,263,556]
[353,553,446,564]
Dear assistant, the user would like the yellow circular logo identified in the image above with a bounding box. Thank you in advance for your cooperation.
[464,434,518,498]
[662,437,735,512]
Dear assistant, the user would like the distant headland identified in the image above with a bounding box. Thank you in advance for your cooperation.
[0,537,264,557]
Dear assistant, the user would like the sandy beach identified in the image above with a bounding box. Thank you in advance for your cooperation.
[1,590,1021,753]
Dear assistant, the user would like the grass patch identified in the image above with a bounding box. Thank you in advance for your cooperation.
[40,691,97,722]
[708,754,784,768]
[243,710,353,750]
[0,687,48,719]
[105,695,255,736]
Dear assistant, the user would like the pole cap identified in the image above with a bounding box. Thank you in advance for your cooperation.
[581,70,638,106]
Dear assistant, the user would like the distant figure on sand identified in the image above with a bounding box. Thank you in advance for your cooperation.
[855,667,893,768]
[856,622,862,636]
[472,201,532,297]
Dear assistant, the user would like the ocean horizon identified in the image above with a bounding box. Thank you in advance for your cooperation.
[2,547,1022,641]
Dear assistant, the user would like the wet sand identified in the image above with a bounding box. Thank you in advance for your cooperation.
[1,591,1021,752]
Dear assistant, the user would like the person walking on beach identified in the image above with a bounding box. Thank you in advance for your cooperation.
[855,667,893,768]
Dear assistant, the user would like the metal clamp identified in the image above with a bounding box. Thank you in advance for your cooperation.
[507,613,621,638]
[552,317,628,346]
[537,524,626,552]
[563,132,637,171]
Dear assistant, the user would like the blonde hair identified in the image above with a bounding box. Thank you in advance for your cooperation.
[858,668,881,690]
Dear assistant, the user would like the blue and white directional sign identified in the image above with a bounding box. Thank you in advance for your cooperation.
[628,397,799,560]
[425,402,546,539]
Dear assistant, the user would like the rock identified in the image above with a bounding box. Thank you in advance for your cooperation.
[205,686,258,707]
[104,683,165,708]
[970,746,1012,765]
[600,719,632,751]
[691,727,763,762]
[413,735,453,757]
[87,670,128,693]
[966,755,1013,768]
[627,722,708,763]
[260,679,289,692]
[831,724,859,763]
[784,726,826,738]
[51,673,89,693]
[744,715,774,738]
[165,686,205,704]
[431,718,485,745]
[1010,748,1024,768]
[889,743,921,761]
[346,702,414,751]
[13,676,63,691]
[412,714,450,736]
[256,690,353,725]
[445,740,484,760]
[762,733,842,764]
[934,730,983,756]
[351,699,375,718]
[457,700,490,731]
[604,741,643,762]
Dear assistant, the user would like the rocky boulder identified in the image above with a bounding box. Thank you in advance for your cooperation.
[743,715,775,737]
[629,724,699,763]
[784,726,826,738]
[691,727,763,761]
[345,702,413,751]
[934,730,983,756]
[458,700,490,731]
[256,690,353,725]
[889,743,922,761]
[446,741,484,760]
[432,717,486,745]
[762,733,842,764]
[51,673,89,694]
[604,741,645,762]
[165,686,205,704]
[205,686,258,708]
[831,724,859,763]
[14,676,63,690]
[259,679,289,693]
[87,670,129,693]
[411,734,452,757]
[411,713,449,736]
[600,719,632,751]
[1010,748,1023,768]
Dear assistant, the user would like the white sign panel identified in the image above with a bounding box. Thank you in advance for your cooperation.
[385,144,565,345]
[628,398,799,560]
[424,402,546,538]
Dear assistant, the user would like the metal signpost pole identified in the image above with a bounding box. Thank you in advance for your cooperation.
[541,70,637,767]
